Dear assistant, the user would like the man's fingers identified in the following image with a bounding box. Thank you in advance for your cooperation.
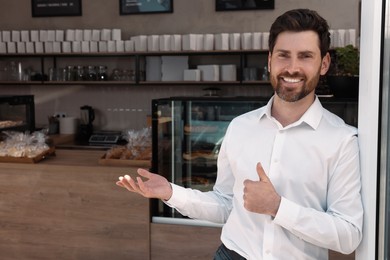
[137,168,153,179]
[256,162,269,182]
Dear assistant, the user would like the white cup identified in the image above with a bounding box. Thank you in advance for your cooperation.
[59,117,78,134]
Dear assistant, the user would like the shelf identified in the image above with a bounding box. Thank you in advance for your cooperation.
[139,80,271,85]
[0,50,271,86]
[0,80,137,85]
[0,49,268,58]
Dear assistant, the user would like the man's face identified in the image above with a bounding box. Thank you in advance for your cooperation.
[268,31,330,102]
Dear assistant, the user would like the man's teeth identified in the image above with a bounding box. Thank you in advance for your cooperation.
[283,77,301,83]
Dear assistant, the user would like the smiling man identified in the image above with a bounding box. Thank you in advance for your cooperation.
[116,9,363,260]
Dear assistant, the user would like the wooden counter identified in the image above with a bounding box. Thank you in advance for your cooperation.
[0,149,150,260]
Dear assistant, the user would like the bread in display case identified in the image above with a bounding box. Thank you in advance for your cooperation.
[0,95,35,133]
[151,96,269,218]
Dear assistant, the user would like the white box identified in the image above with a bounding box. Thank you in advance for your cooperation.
[98,41,108,52]
[116,40,124,52]
[107,40,116,52]
[62,42,72,53]
[17,42,26,53]
[161,56,189,81]
[229,33,241,50]
[112,29,121,41]
[184,69,201,81]
[147,35,160,51]
[132,35,147,52]
[197,65,220,81]
[35,42,44,53]
[252,32,262,50]
[346,29,356,47]
[55,30,64,42]
[159,34,171,51]
[262,32,269,50]
[26,42,34,53]
[53,42,61,53]
[11,30,21,42]
[47,30,55,42]
[72,41,81,52]
[90,41,98,52]
[182,34,197,51]
[2,31,11,42]
[31,30,39,42]
[195,34,204,51]
[39,30,48,42]
[215,33,229,50]
[44,42,54,53]
[170,35,182,51]
[101,29,111,41]
[81,41,90,53]
[21,30,30,42]
[0,42,7,53]
[83,29,92,41]
[65,29,75,41]
[92,30,100,41]
[125,40,134,52]
[241,33,252,50]
[75,29,83,42]
[220,64,237,81]
[203,34,214,51]
[146,56,162,81]
[7,42,16,53]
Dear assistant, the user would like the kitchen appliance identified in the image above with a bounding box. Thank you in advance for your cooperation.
[77,105,95,142]
[0,95,35,133]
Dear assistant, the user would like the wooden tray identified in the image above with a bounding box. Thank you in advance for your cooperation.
[0,147,56,164]
[98,154,150,168]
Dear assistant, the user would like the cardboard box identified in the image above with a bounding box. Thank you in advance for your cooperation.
[161,56,188,81]
[184,69,201,81]
[197,65,219,81]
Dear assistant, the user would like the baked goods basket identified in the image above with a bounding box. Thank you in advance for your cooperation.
[99,127,151,167]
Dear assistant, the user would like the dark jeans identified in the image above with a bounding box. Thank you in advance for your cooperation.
[214,244,246,260]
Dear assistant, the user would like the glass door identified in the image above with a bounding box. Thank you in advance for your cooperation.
[379,0,390,258]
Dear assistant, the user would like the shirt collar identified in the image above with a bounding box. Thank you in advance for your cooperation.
[259,95,323,130]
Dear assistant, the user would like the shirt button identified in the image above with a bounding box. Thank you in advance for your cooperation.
[265,249,271,254]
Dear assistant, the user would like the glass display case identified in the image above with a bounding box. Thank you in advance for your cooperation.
[0,95,35,133]
[151,96,358,220]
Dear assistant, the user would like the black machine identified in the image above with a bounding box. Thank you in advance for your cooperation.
[77,105,95,142]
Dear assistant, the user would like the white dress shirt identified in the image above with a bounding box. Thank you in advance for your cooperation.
[166,96,363,260]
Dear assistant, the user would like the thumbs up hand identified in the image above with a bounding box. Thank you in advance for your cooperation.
[243,162,281,217]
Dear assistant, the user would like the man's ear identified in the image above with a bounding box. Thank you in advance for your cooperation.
[320,52,331,75]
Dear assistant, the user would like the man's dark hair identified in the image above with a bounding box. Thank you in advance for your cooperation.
[268,9,331,58]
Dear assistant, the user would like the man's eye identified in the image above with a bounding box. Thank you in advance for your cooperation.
[300,54,313,59]
[278,53,288,58]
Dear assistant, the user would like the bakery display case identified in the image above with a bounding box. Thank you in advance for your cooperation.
[151,96,269,219]
[0,95,35,133]
[151,96,358,222]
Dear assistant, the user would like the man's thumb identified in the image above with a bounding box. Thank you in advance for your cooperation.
[256,162,269,182]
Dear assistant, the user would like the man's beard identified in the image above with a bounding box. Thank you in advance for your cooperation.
[271,71,320,102]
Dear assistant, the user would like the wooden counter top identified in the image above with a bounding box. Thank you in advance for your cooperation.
[0,148,150,260]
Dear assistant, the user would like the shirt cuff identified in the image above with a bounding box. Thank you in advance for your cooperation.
[164,183,188,209]
[273,196,300,230]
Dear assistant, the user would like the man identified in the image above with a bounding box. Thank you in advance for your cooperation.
[116,9,363,259]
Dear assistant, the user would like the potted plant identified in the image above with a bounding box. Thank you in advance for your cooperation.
[327,44,360,98]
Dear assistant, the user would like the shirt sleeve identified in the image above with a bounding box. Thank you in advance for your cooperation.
[273,134,363,254]
[164,183,232,224]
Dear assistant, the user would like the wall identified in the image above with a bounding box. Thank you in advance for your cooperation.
[0,0,360,131]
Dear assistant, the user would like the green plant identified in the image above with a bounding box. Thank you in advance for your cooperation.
[331,45,360,76]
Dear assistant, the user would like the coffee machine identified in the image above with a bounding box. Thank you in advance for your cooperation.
[77,105,95,143]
